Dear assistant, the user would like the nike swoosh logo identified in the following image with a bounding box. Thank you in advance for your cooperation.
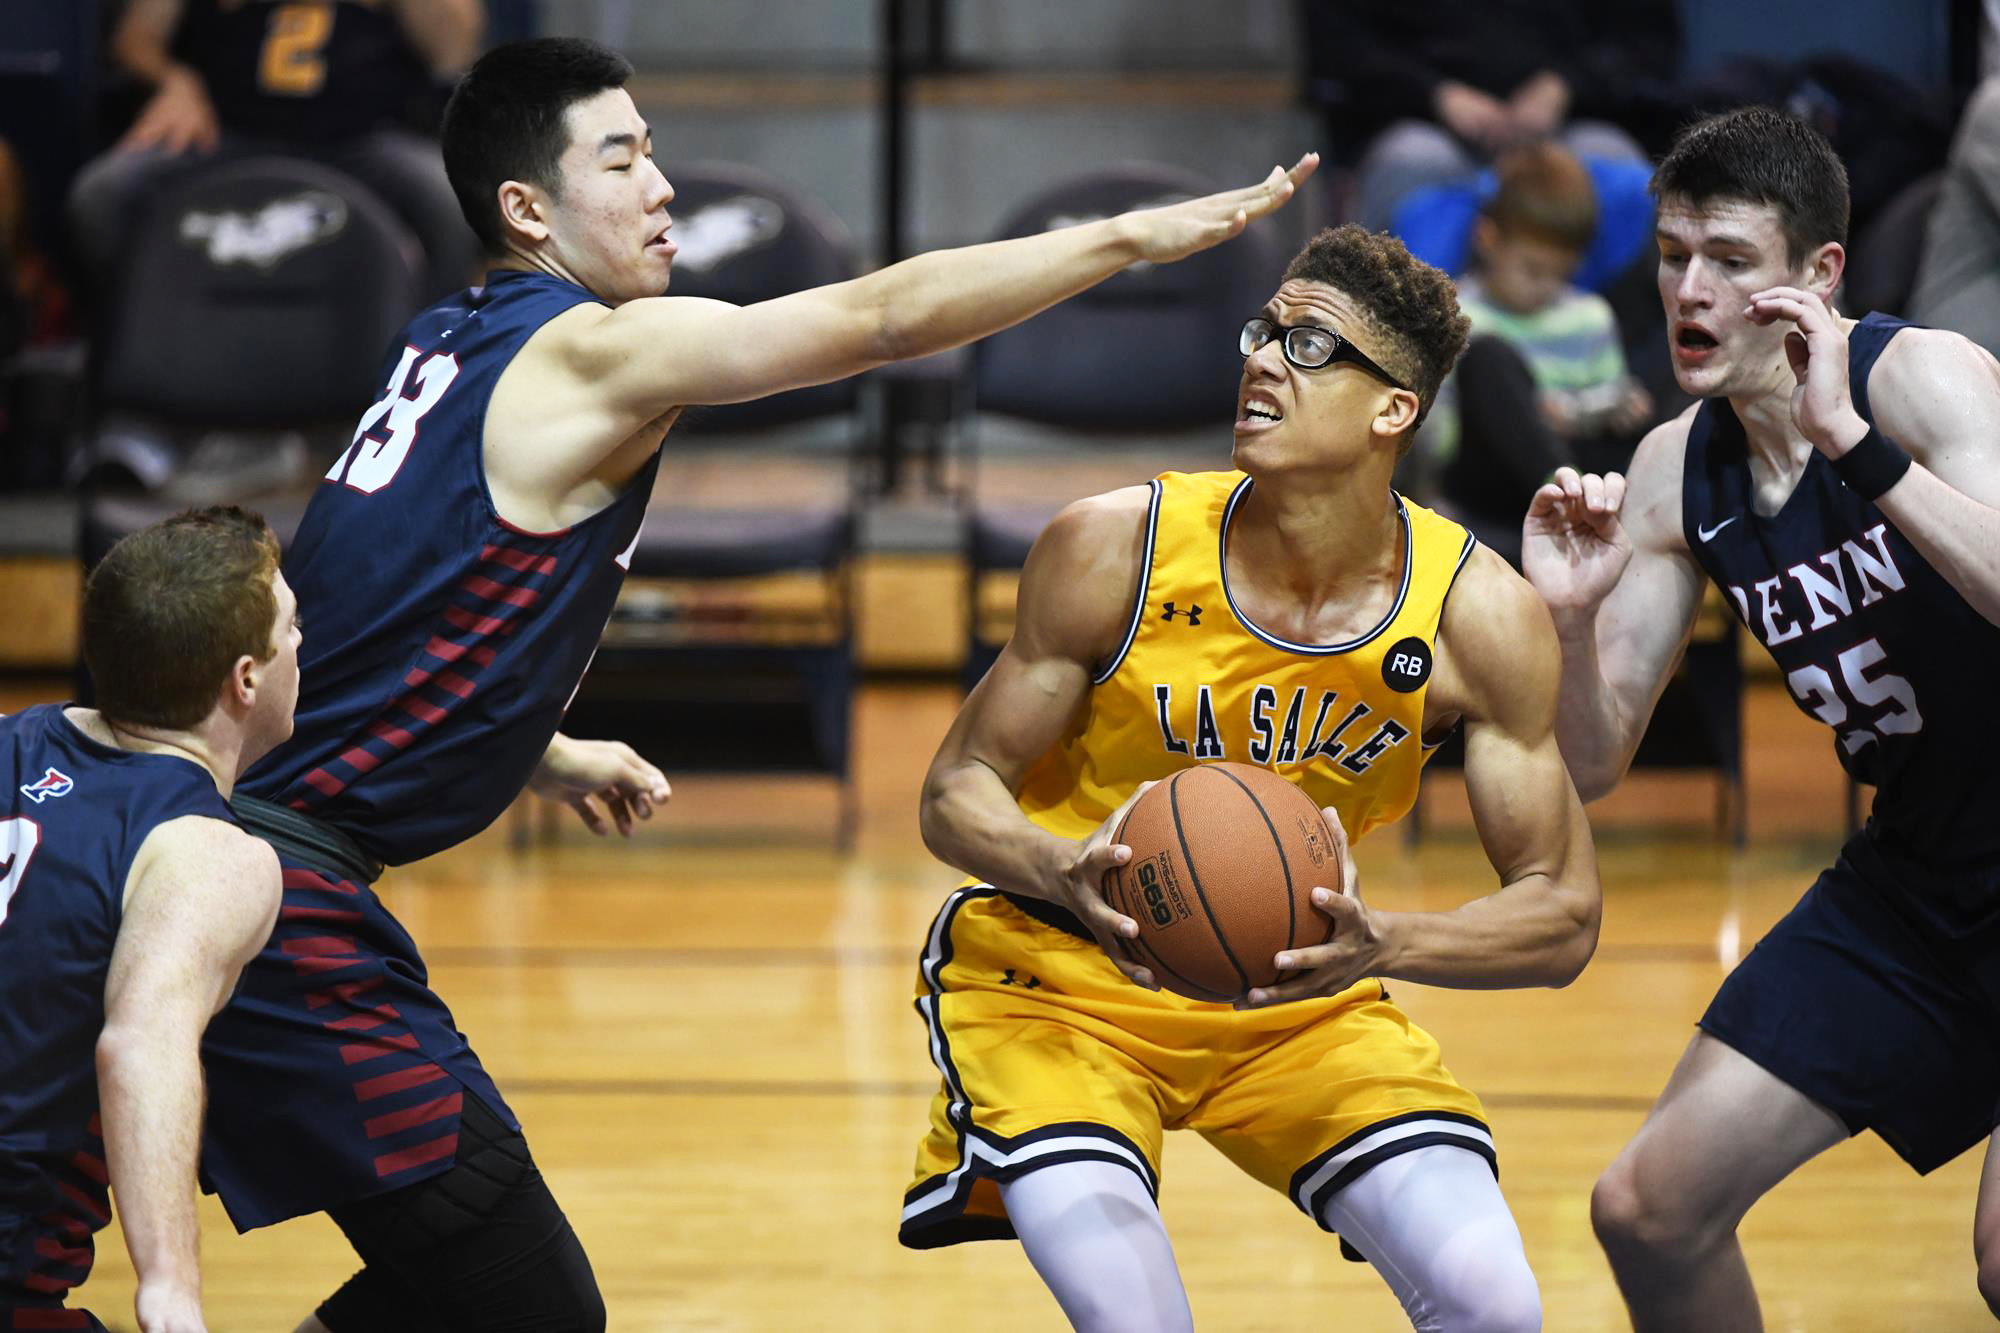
[1697,516,1739,542]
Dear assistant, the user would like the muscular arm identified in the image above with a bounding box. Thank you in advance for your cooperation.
[918,488,1163,984]
[1527,419,1706,799]
[97,818,281,1326]
[1856,330,2000,627]
[920,489,1148,896]
[1381,552,1602,987]
[490,158,1314,503]
[388,0,484,76]
[1245,553,1604,1006]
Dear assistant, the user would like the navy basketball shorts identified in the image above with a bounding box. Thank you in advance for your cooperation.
[1699,847,2000,1174]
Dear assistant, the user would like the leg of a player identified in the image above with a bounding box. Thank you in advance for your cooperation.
[1322,1143,1540,1333]
[1591,1033,1849,1332]
[999,1160,1194,1333]
[1973,1125,2000,1316]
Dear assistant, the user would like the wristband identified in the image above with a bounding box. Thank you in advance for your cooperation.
[1828,425,1912,502]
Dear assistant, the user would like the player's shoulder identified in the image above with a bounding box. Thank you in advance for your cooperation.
[1437,545,1559,723]
[1038,484,1156,556]
[1869,324,2000,428]
[1629,401,1699,477]
[1014,486,1156,651]
[1616,403,1700,553]
[133,815,279,895]
[1442,544,1554,655]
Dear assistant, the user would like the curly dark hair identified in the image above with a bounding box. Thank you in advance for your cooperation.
[1652,105,1849,267]
[1280,226,1469,445]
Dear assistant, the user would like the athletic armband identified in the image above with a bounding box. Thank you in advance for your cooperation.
[1828,426,1913,502]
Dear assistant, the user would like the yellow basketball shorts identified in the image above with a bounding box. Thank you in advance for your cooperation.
[899,886,1492,1250]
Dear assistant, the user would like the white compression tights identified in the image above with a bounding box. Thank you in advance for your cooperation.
[999,1145,1538,1333]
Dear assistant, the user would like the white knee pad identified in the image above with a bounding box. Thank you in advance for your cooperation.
[1321,1144,1541,1333]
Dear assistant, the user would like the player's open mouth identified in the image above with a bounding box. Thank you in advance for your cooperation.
[1238,397,1283,428]
[1675,326,1718,350]
[646,227,675,257]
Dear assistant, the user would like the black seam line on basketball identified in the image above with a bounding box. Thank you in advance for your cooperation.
[1130,924,1235,1002]
[1093,478,1163,686]
[1211,764,1297,956]
[1169,768,1252,994]
[1217,478,1412,655]
[1106,860,1228,998]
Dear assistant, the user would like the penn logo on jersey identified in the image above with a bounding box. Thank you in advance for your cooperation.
[1721,522,1907,648]
[1152,684,1413,774]
[19,768,74,804]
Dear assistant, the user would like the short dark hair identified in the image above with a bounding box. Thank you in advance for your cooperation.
[1281,225,1470,447]
[84,507,282,730]
[1651,105,1850,266]
[1484,142,1597,254]
[441,37,636,254]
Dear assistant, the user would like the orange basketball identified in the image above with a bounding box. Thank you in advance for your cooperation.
[1101,762,1342,1002]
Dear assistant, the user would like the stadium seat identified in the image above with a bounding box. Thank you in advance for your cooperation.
[79,154,423,495]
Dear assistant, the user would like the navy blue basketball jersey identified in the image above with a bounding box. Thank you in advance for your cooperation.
[0,705,232,1310]
[240,270,662,865]
[1682,313,2000,920]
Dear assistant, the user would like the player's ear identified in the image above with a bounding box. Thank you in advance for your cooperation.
[1805,240,1845,299]
[222,653,259,715]
[496,179,551,246]
[1373,388,1420,440]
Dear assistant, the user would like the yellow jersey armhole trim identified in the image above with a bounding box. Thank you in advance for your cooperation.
[1090,479,1165,687]
[1419,531,1479,751]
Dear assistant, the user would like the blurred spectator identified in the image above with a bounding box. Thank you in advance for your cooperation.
[0,135,72,359]
[69,0,483,303]
[1910,78,2000,359]
[1425,144,1651,565]
[1299,0,1680,232]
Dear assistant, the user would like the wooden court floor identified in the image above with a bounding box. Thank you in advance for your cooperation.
[15,677,1989,1332]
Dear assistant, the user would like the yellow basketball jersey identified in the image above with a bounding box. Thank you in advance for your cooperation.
[1015,470,1475,845]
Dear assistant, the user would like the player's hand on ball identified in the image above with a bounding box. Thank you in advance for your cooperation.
[1122,154,1319,264]
[1060,782,1161,990]
[1522,467,1633,615]
[1238,807,1387,1007]
[529,733,672,837]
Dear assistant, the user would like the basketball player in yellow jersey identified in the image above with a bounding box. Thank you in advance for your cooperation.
[900,226,1602,1333]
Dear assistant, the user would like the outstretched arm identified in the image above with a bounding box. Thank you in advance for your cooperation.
[919,487,1160,985]
[98,818,280,1333]
[1242,552,1602,1005]
[1750,289,2000,628]
[562,158,1313,432]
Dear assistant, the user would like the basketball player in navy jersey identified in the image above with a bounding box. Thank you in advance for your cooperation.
[1522,105,2000,1326]
[193,35,1319,1332]
[0,508,292,1333]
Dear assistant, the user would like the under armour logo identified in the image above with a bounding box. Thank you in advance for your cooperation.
[1160,602,1202,626]
[1000,969,1042,990]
